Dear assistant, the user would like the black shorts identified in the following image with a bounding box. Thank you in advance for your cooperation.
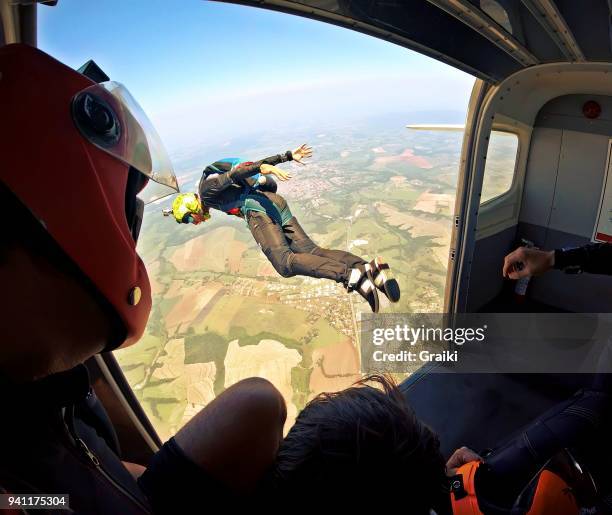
[137,437,233,514]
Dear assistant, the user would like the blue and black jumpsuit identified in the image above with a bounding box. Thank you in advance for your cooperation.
[198,151,366,284]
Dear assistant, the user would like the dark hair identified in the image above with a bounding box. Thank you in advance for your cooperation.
[268,375,447,512]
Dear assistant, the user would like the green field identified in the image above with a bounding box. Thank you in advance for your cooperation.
[115,123,482,439]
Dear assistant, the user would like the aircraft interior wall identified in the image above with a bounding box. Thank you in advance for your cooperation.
[465,225,516,312]
[467,94,612,313]
[419,95,612,457]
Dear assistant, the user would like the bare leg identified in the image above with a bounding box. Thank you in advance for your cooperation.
[173,377,286,493]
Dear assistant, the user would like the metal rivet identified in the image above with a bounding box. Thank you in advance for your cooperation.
[128,286,141,306]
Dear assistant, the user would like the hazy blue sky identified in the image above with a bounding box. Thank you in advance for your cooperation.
[38,0,475,151]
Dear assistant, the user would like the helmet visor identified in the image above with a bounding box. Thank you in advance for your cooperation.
[73,81,179,203]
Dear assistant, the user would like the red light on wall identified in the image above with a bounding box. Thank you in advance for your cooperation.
[583,100,601,119]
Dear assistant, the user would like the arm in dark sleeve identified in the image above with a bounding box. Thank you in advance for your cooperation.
[554,243,612,275]
[198,172,236,203]
[228,151,293,183]
[256,151,293,166]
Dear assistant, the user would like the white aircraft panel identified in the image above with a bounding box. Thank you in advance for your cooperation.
[592,140,612,242]
[519,127,562,227]
[549,130,610,237]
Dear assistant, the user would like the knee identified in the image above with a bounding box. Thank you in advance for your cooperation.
[265,247,295,278]
[174,377,287,493]
[301,240,319,254]
[230,377,287,427]
[233,376,278,394]
[233,376,285,405]
[276,265,295,278]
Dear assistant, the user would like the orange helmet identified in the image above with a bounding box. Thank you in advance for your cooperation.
[0,44,178,348]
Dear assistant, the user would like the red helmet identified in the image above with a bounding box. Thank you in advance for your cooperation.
[0,44,178,348]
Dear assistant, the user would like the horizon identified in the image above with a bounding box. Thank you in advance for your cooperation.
[34,0,489,439]
[38,0,475,154]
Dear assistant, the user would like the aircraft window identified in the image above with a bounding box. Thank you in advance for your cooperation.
[34,2,471,440]
[480,130,519,204]
[115,130,469,439]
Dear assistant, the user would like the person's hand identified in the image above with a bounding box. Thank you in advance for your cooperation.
[292,143,313,165]
[502,247,555,279]
[446,446,482,476]
[260,164,292,181]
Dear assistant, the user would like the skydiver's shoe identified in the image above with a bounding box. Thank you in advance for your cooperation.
[369,257,401,303]
[346,265,379,313]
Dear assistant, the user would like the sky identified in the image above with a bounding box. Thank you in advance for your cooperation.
[38,0,475,153]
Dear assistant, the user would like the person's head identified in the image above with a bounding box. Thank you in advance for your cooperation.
[171,192,210,224]
[0,183,125,380]
[0,44,178,380]
[269,375,447,511]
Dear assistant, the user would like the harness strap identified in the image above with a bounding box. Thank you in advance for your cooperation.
[450,461,483,515]
[450,460,579,515]
[371,260,390,288]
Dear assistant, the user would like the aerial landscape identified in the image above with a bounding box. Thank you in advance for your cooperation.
[115,116,516,438]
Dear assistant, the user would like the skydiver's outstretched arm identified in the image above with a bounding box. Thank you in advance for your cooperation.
[201,151,292,196]
[199,161,275,203]
[253,150,294,168]
[252,144,312,170]
[199,144,312,203]
[232,148,297,184]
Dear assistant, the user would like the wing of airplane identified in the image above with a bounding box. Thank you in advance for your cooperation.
[406,124,465,131]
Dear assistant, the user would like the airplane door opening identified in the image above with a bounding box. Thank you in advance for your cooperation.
[37,0,475,439]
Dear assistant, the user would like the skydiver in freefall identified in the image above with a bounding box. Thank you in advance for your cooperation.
[166,144,400,312]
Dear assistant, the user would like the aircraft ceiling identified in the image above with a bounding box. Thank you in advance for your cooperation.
[2,1,611,83]
[216,0,612,83]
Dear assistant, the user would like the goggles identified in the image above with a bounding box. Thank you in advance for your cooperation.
[72,81,179,203]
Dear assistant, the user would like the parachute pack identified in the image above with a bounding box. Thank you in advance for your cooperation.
[164,158,265,223]
[204,157,265,190]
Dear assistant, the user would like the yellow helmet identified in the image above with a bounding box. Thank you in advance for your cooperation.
[171,193,204,223]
